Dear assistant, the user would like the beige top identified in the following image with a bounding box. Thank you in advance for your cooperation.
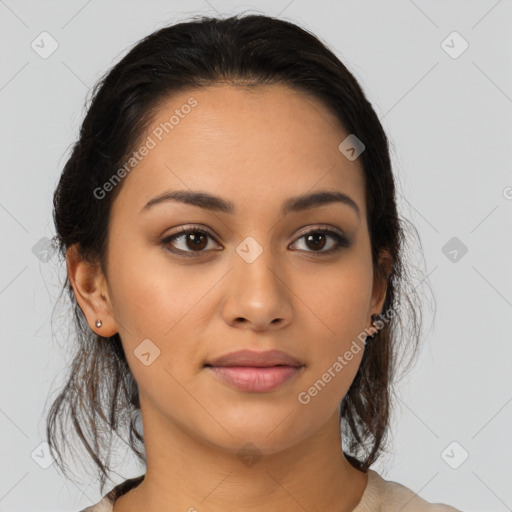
[79,469,462,511]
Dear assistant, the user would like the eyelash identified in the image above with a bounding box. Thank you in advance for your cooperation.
[160,224,350,258]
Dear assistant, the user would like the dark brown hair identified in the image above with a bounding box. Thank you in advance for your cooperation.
[45,12,428,494]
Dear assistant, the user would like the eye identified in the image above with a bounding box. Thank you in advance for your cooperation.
[290,228,350,254]
[161,225,221,257]
[161,225,350,258]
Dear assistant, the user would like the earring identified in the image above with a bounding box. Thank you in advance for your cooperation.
[368,314,381,340]
[95,320,102,328]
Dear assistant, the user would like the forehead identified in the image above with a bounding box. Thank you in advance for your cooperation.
[112,84,367,221]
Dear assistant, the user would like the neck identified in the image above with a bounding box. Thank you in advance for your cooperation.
[114,407,368,512]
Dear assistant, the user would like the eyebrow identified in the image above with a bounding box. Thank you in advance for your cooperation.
[141,189,361,218]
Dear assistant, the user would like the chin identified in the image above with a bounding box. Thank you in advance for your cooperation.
[197,407,315,456]
[211,431,301,458]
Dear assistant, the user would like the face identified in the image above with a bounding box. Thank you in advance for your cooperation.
[90,84,387,454]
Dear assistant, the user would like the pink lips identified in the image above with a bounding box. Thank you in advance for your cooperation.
[204,349,305,393]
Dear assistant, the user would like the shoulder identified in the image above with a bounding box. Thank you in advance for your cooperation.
[77,474,144,512]
[77,497,113,512]
[355,469,462,512]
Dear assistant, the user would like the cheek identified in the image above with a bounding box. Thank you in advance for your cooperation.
[294,263,371,393]
[105,240,213,381]
[298,332,365,415]
[106,235,193,336]
[295,262,373,337]
[106,251,205,417]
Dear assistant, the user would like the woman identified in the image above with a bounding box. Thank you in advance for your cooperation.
[46,13,462,512]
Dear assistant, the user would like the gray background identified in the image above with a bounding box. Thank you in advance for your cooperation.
[1,1,511,511]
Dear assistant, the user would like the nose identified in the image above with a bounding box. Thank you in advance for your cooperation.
[220,241,293,332]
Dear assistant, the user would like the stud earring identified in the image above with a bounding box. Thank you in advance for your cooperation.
[95,320,102,328]
[367,314,382,340]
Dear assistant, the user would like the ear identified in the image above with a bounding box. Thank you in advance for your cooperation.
[370,248,393,317]
[66,244,118,337]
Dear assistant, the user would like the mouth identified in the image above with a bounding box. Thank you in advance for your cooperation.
[204,365,304,393]
[203,349,305,393]
[204,348,304,368]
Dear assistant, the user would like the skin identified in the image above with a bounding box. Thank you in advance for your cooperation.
[67,84,391,512]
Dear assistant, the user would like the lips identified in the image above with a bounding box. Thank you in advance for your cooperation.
[204,349,305,393]
[204,349,304,368]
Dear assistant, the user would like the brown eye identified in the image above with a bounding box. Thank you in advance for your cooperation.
[184,231,208,251]
[305,232,327,251]
[161,227,221,256]
[291,229,350,254]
